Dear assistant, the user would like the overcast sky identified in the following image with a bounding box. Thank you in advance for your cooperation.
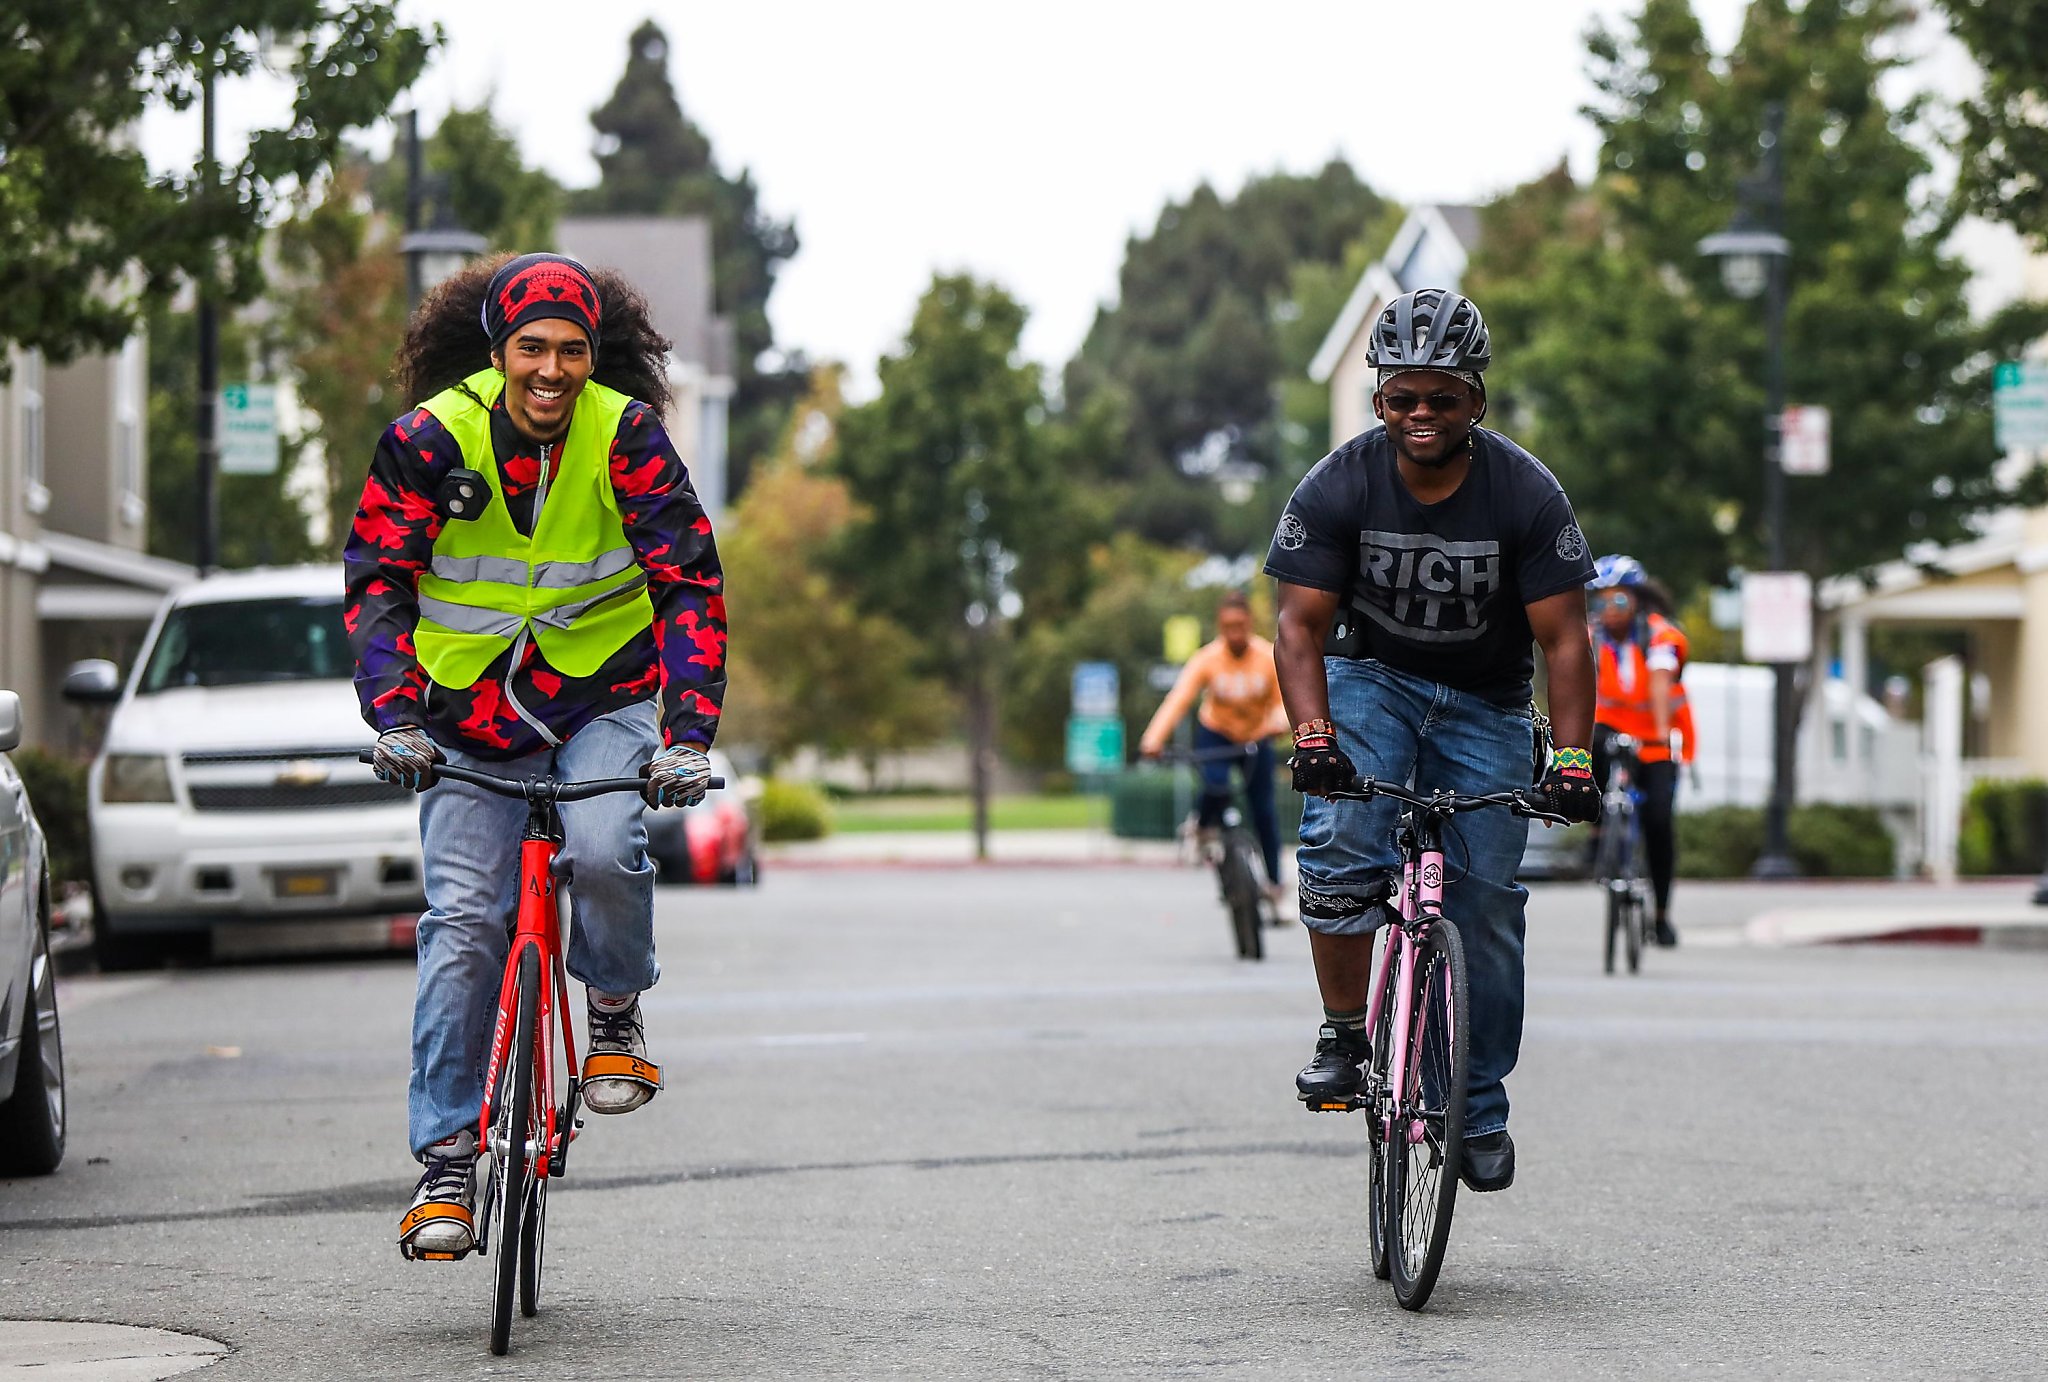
[141,1,2005,378]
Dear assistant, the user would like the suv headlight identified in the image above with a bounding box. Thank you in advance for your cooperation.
[102,753,175,804]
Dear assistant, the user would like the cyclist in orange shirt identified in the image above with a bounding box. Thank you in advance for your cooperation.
[1588,555,1694,947]
[1139,591,1292,907]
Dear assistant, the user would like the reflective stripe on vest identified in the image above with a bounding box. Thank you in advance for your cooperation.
[410,369,654,690]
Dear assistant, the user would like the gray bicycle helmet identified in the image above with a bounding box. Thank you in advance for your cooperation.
[1365,289,1492,373]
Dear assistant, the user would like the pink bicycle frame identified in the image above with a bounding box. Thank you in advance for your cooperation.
[1362,838,1448,1144]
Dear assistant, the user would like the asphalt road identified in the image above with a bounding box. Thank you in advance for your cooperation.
[6,869,2048,1379]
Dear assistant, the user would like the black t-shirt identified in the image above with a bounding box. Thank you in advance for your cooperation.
[1263,425,1594,705]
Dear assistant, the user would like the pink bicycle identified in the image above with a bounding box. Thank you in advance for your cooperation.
[1307,775,1562,1310]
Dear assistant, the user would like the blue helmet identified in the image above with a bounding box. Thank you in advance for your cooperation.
[1590,554,1646,590]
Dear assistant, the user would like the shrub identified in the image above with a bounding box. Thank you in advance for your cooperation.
[1677,803,1894,878]
[13,749,89,888]
[1958,779,2048,875]
[1110,767,1302,841]
[759,778,831,842]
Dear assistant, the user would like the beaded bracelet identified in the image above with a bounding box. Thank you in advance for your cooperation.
[1294,718,1334,739]
[1550,746,1592,775]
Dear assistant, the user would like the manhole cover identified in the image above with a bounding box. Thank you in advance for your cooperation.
[0,1321,226,1379]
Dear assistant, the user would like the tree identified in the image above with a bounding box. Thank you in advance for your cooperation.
[368,101,562,253]
[145,300,317,569]
[0,3,435,366]
[574,20,800,493]
[832,275,1066,854]
[277,161,409,550]
[1465,0,2048,603]
[717,369,952,774]
[1946,0,2048,245]
[1062,161,1391,549]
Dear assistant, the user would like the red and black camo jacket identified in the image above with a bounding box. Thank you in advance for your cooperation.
[343,392,726,760]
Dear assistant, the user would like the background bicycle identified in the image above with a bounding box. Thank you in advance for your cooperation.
[1591,733,1650,974]
[1154,743,1282,961]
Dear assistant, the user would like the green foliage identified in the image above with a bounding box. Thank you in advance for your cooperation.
[1002,536,1206,769]
[1062,162,1391,548]
[144,300,317,568]
[1469,0,2048,602]
[12,749,88,887]
[1946,0,2048,246]
[718,370,953,770]
[573,20,800,493]
[277,162,408,550]
[833,275,1074,649]
[1957,778,2048,874]
[758,779,831,842]
[1676,802,1893,876]
[0,2,436,366]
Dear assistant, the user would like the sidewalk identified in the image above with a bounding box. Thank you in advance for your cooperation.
[1678,879,2048,948]
[764,827,1183,868]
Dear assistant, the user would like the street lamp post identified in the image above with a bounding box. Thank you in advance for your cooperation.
[195,64,221,576]
[1700,101,1801,880]
[399,110,487,308]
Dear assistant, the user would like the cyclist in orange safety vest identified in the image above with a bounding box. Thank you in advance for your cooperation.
[1588,554,1693,947]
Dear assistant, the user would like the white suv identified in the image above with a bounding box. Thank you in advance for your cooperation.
[66,565,424,967]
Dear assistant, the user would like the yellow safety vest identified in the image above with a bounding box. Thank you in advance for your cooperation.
[412,369,653,690]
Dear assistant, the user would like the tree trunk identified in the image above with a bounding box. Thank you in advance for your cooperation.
[968,619,993,862]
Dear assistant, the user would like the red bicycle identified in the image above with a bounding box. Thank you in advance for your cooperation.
[369,753,721,1355]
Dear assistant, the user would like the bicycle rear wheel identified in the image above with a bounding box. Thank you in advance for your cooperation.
[1219,835,1263,961]
[1603,885,1622,975]
[1385,917,1469,1311]
[1624,885,1644,974]
[489,946,539,1356]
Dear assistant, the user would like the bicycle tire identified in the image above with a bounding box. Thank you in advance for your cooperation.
[1603,885,1621,975]
[1385,917,1468,1311]
[1220,834,1263,961]
[1365,926,1400,1282]
[1624,886,1644,974]
[489,946,539,1356]
[518,1175,546,1317]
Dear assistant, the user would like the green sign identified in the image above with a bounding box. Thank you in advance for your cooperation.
[219,383,281,475]
[1065,716,1125,776]
[1994,361,2048,452]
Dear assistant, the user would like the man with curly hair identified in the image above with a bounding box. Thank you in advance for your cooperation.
[346,252,727,1260]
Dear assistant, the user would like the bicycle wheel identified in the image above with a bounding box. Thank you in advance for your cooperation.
[1603,884,1621,975]
[1624,886,1644,974]
[1385,917,1469,1311]
[518,1176,547,1317]
[489,946,539,1356]
[1364,926,1400,1282]
[1219,835,1263,961]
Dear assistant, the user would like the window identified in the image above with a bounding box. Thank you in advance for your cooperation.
[139,597,352,693]
[19,350,46,515]
[117,337,144,526]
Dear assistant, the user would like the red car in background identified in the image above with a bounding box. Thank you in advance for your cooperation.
[645,750,760,886]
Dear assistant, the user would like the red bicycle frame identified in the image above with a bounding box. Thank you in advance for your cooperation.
[480,834,579,1179]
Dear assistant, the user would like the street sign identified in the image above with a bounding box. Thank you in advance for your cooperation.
[1709,586,1744,632]
[1994,361,2048,451]
[1780,405,1830,475]
[1070,661,1119,718]
[1162,615,1202,664]
[1741,571,1813,664]
[1065,716,1125,776]
[219,383,281,475]
[1145,662,1180,693]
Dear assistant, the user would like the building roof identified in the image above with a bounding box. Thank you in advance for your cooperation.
[1308,203,1485,384]
[556,216,734,379]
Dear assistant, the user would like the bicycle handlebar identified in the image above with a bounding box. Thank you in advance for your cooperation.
[1149,742,1260,764]
[1322,775,1570,826]
[356,751,725,803]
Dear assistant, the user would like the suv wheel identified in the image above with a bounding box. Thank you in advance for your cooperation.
[0,907,65,1175]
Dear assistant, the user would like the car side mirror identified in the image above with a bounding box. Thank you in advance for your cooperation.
[61,659,122,706]
[0,692,20,753]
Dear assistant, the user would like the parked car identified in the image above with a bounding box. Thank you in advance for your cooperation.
[0,690,66,1175]
[64,566,424,968]
[645,749,760,885]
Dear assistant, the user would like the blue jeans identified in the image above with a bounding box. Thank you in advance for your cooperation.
[1296,659,1535,1138]
[408,699,661,1156]
[1192,722,1281,884]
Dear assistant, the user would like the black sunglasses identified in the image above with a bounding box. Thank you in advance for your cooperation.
[1380,390,1470,414]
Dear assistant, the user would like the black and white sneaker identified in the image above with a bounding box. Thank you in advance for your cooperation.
[399,1130,477,1258]
[1296,1024,1371,1104]
[582,995,662,1114]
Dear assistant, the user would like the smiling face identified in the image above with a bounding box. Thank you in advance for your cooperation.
[1372,369,1483,469]
[492,318,594,444]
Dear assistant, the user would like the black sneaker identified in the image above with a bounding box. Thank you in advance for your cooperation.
[1461,1130,1515,1192]
[1654,916,1679,948]
[1296,1024,1371,1103]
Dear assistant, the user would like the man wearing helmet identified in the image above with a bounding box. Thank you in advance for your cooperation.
[1265,288,1598,1194]
[1588,555,1694,947]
